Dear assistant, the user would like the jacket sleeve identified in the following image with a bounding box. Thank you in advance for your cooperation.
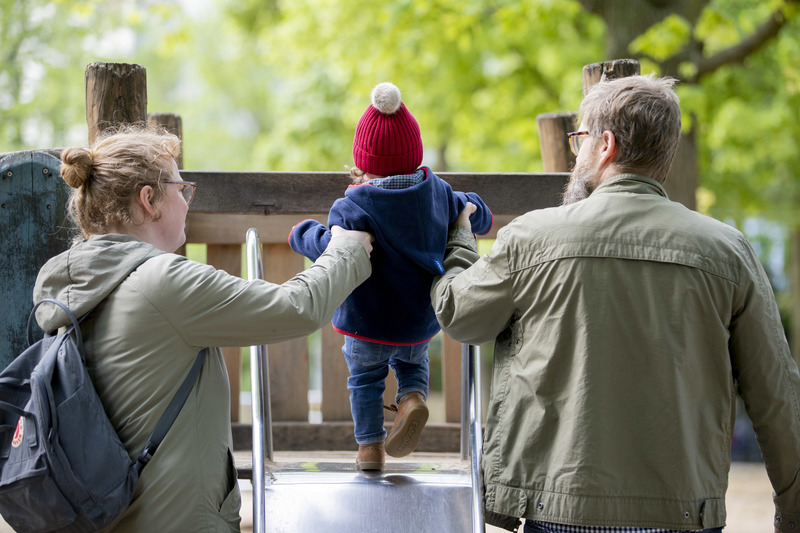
[288,219,331,262]
[452,191,493,235]
[727,235,800,529]
[149,234,372,347]
[431,224,515,345]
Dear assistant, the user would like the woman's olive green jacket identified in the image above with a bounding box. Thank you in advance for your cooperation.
[34,233,370,532]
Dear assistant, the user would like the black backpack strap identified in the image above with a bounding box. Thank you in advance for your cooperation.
[136,348,207,475]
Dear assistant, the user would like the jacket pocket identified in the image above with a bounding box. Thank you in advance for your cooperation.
[217,449,242,532]
[495,312,523,357]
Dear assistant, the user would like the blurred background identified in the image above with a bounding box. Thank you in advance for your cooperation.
[2,0,798,462]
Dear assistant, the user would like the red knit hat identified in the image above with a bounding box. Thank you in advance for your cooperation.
[353,82,423,177]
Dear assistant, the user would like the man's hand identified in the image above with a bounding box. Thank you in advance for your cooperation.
[331,226,374,257]
[455,202,477,231]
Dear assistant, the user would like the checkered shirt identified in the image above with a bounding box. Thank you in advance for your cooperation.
[366,169,425,189]
[531,522,696,533]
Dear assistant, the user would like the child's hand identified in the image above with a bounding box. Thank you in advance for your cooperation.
[331,226,374,257]
[455,202,477,231]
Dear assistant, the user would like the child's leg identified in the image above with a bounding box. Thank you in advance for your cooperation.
[389,341,430,402]
[385,341,430,457]
[342,336,390,445]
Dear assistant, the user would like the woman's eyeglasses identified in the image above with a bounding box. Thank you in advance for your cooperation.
[164,181,197,206]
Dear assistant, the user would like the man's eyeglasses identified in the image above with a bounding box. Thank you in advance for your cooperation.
[567,131,592,157]
[164,181,197,206]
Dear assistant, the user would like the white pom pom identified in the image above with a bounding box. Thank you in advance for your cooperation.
[370,82,402,114]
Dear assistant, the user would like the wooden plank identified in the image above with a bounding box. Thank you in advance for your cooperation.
[206,244,243,422]
[182,171,569,216]
[186,212,517,244]
[321,324,351,421]
[231,421,461,454]
[442,334,463,423]
[263,243,309,421]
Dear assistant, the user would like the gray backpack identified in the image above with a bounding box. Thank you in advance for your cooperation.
[0,299,205,533]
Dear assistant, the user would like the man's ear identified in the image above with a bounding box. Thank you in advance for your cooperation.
[137,185,157,218]
[598,130,616,167]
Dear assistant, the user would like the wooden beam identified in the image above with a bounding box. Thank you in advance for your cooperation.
[182,171,569,216]
[185,212,518,244]
[231,421,461,455]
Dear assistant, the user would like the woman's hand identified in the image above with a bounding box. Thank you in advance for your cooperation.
[331,226,374,257]
[455,202,477,231]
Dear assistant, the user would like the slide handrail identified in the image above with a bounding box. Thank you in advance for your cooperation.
[246,228,273,533]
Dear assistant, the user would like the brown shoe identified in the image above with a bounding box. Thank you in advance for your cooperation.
[357,441,385,471]
[384,392,428,458]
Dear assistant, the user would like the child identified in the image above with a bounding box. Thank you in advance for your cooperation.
[289,82,492,470]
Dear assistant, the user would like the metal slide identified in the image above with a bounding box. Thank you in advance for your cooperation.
[246,228,485,533]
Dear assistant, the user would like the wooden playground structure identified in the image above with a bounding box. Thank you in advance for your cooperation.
[0,59,641,532]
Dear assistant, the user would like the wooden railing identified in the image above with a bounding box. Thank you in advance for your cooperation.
[184,170,569,451]
[9,59,643,452]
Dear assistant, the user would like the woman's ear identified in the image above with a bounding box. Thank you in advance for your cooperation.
[137,185,158,218]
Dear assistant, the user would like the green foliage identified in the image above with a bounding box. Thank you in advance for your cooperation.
[687,2,800,226]
[211,0,604,173]
[630,14,692,62]
[4,0,798,229]
[0,0,182,152]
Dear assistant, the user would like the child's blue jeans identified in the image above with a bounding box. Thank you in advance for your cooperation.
[342,336,430,445]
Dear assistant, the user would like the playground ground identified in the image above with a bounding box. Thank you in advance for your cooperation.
[0,460,773,531]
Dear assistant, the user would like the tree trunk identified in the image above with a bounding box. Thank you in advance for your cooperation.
[581,1,703,210]
[665,124,698,209]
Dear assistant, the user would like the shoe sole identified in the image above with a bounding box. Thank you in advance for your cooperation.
[357,460,384,471]
[385,404,429,458]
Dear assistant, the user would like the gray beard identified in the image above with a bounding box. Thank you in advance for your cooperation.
[562,163,596,205]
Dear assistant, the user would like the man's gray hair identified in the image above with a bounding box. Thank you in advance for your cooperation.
[580,74,681,183]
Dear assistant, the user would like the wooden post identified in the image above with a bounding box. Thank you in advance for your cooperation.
[582,59,641,95]
[148,113,183,170]
[536,112,577,173]
[85,63,147,143]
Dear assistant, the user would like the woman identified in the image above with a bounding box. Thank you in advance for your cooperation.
[32,126,373,532]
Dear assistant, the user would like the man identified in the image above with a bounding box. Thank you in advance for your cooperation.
[431,74,799,533]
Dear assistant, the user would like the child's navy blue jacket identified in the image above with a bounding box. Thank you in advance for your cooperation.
[288,167,492,345]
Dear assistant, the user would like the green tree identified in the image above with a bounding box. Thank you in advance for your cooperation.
[220,0,604,173]
[0,0,182,153]
[585,0,800,359]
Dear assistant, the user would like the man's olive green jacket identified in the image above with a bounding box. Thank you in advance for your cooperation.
[432,173,800,530]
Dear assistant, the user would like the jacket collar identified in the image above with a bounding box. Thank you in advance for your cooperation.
[593,173,669,199]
